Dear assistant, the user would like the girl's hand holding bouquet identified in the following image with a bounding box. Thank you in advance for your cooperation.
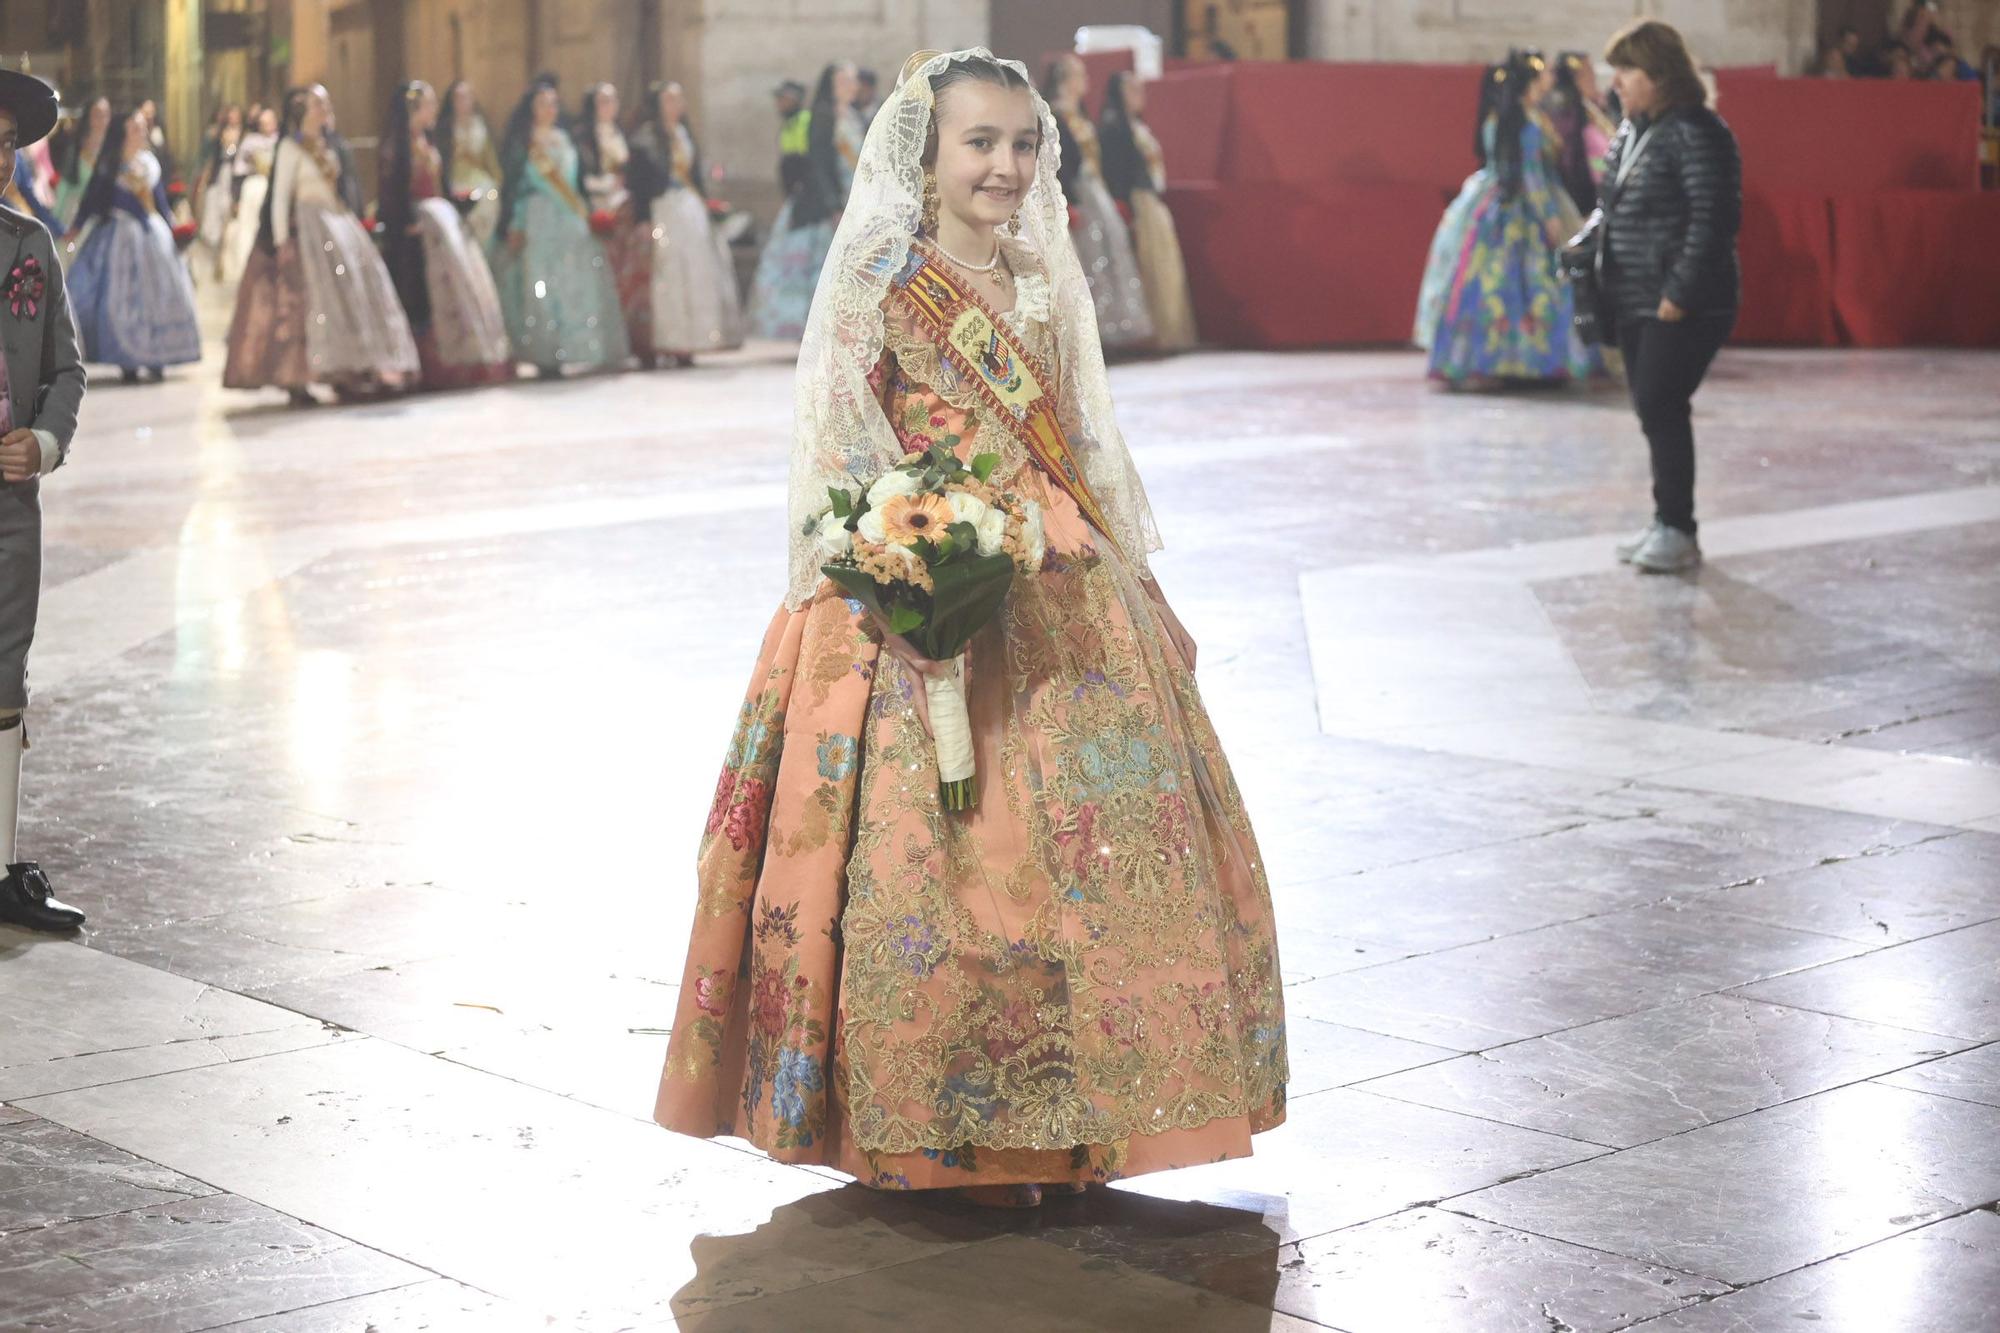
[809,442,1048,812]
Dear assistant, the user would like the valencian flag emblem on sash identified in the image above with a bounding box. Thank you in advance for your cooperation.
[887,242,1122,554]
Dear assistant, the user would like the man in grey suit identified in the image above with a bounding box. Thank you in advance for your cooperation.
[0,68,88,932]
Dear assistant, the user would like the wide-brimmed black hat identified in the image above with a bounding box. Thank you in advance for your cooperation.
[0,70,59,146]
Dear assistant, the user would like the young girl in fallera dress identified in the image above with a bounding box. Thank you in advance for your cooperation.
[377,81,515,391]
[1414,49,1603,386]
[490,80,630,377]
[653,49,1286,1210]
[626,81,745,364]
[221,85,419,402]
[437,82,504,249]
[576,82,659,364]
[1097,70,1199,353]
[1042,54,1153,353]
[64,108,203,383]
[747,63,865,340]
[222,107,278,286]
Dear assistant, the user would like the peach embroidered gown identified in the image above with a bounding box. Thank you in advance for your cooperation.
[654,238,1287,1190]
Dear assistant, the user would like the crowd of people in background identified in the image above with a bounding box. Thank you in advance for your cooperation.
[2,50,1202,410]
[5,71,746,404]
[1811,3,1993,88]
[750,54,1198,353]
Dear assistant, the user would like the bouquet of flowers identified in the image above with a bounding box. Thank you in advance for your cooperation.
[811,442,1048,812]
[170,220,199,250]
[588,208,620,236]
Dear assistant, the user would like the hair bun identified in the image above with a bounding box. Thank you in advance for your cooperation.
[899,51,943,87]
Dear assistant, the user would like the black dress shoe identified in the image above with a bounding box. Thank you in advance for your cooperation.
[0,862,84,932]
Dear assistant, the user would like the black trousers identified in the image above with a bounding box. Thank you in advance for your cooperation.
[1617,312,1734,536]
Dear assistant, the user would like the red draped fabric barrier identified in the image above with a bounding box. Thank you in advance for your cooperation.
[1733,191,1839,346]
[1165,182,1441,347]
[1712,74,1981,192]
[1137,65,1234,182]
[1138,61,1994,348]
[1830,192,2000,347]
[1212,61,1486,191]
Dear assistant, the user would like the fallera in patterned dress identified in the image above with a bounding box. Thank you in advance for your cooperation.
[748,65,864,341]
[222,89,419,393]
[378,81,515,390]
[489,82,630,376]
[64,136,201,375]
[654,50,1286,1195]
[1414,55,1603,385]
[628,91,744,361]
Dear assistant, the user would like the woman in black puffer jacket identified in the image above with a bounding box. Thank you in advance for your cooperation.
[1575,20,1741,574]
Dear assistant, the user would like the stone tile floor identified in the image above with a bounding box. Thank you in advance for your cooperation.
[1,325,1997,1330]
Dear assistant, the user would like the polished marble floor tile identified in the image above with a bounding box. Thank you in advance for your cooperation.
[206,1278,563,1332]
[1355,994,1967,1147]
[1111,1086,1605,1245]
[1287,901,1872,1050]
[0,934,324,1070]
[1283,1017,1458,1096]
[672,1233,1323,1333]
[0,1191,429,1332]
[1456,1081,2000,1284]
[1731,919,2000,1041]
[1873,1042,2000,1108]
[0,1112,214,1233]
[1692,832,2000,945]
[10,341,1997,1328]
[14,1038,978,1329]
[1625,1208,2000,1332]
[1190,1207,1728,1333]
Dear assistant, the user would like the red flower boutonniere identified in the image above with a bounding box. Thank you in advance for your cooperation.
[3,255,46,320]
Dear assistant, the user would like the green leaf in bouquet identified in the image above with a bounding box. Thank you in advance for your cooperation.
[946,520,980,553]
[917,553,1015,660]
[911,537,941,566]
[888,605,925,636]
[970,452,1000,482]
[821,564,889,618]
[827,487,853,519]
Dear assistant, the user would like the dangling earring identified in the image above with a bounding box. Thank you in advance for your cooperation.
[1001,207,1022,239]
[920,172,940,235]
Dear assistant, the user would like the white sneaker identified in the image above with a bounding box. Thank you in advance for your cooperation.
[1631,524,1702,573]
[1615,523,1661,564]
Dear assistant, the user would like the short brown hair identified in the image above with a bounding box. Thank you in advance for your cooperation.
[1604,19,1709,110]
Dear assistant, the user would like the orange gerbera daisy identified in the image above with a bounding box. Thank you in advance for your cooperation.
[877,493,955,545]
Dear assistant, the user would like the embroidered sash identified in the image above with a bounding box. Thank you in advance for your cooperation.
[888,242,1120,552]
[529,140,588,217]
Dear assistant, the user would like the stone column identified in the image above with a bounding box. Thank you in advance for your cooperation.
[163,0,205,179]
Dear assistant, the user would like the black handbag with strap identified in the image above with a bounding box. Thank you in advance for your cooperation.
[1560,222,1612,346]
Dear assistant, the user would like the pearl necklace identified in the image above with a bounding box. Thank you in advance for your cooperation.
[936,236,1010,286]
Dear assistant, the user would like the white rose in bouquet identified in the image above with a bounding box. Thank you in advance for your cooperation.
[815,510,853,559]
[866,468,925,507]
[856,506,889,545]
[946,491,989,527]
[975,508,1008,557]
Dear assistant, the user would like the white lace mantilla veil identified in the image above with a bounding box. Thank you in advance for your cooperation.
[783,46,1163,610]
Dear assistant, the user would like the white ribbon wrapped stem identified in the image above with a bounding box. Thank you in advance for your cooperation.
[924,654,976,810]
